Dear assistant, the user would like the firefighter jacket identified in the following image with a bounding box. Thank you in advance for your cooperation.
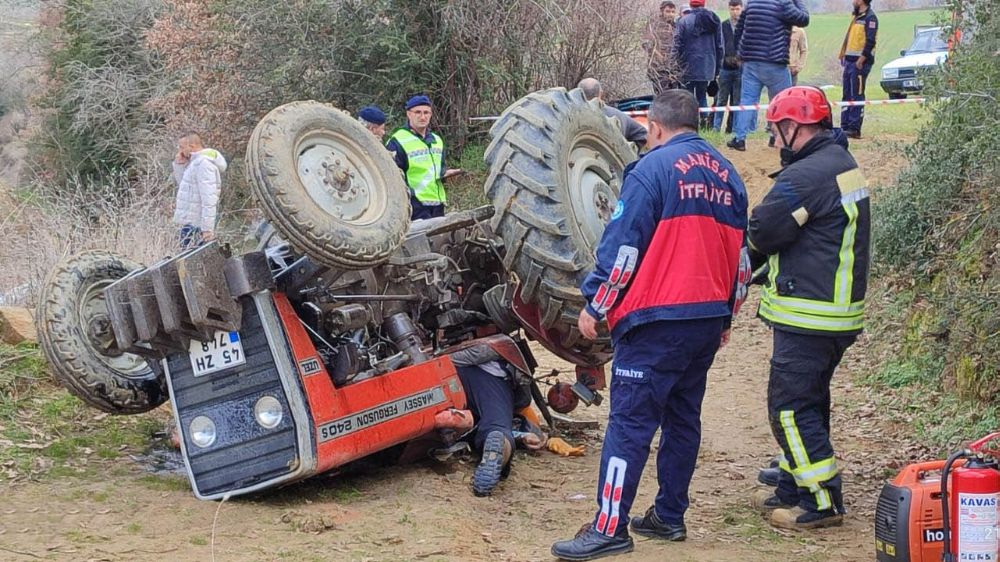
[839,8,878,63]
[386,125,447,205]
[748,130,871,335]
[581,132,751,341]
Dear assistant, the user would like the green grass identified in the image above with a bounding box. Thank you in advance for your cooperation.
[796,9,943,91]
[709,8,943,97]
[0,343,165,480]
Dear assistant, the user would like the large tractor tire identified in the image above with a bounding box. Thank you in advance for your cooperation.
[36,251,167,414]
[245,101,411,270]
[484,88,637,366]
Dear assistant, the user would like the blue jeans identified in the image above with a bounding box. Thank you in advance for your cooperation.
[590,318,724,536]
[179,224,202,250]
[734,61,791,141]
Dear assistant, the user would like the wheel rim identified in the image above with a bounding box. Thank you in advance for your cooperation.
[79,280,149,377]
[567,133,624,249]
[296,130,387,225]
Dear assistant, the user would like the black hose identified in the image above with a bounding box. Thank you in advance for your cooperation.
[941,449,969,562]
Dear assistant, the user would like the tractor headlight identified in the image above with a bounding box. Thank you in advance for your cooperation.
[254,396,283,429]
[190,416,217,448]
[882,68,898,80]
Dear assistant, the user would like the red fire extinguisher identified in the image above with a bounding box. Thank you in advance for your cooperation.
[941,432,1000,562]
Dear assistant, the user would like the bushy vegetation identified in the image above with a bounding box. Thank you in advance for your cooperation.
[33,0,646,186]
[867,0,999,444]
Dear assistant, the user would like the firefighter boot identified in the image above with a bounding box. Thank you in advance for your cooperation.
[770,507,844,530]
[473,431,512,497]
[630,506,686,541]
[751,489,795,514]
[757,455,783,487]
[551,525,634,561]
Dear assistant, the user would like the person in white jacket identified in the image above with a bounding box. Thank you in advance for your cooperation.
[172,133,228,249]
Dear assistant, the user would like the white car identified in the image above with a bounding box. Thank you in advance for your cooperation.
[879,26,949,99]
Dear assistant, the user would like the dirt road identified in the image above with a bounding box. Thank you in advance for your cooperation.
[0,138,909,561]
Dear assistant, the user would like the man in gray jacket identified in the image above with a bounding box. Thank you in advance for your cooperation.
[172,133,228,249]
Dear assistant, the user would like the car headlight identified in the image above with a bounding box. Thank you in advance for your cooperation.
[190,416,217,448]
[882,68,898,79]
[254,396,284,429]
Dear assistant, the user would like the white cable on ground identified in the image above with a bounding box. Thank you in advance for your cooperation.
[211,492,231,562]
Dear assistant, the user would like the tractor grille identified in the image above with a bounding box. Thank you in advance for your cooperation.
[166,295,303,498]
[897,68,916,78]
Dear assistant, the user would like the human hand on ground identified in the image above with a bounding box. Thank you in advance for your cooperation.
[443,168,464,180]
[201,230,215,242]
[578,309,598,340]
[521,432,548,451]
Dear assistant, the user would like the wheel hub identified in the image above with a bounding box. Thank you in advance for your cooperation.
[78,281,148,376]
[568,142,621,248]
[299,143,373,222]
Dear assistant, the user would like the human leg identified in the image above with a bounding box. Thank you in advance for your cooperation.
[766,330,853,528]
[841,62,861,133]
[733,62,765,142]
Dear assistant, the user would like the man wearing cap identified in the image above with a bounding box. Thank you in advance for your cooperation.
[386,95,462,220]
[747,86,870,531]
[358,105,387,140]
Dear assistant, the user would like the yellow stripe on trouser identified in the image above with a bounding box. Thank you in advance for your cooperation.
[779,410,837,510]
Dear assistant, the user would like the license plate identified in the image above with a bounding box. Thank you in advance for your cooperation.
[903,79,917,87]
[189,331,246,377]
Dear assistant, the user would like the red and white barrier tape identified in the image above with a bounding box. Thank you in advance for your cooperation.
[626,96,927,115]
[468,97,927,121]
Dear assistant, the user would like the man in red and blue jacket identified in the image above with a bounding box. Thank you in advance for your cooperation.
[552,90,751,562]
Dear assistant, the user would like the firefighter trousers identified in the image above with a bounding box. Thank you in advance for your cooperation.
[591,317,724,537]
[768,328,856,513]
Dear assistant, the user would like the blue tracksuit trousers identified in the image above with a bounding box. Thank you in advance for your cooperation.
[592,317,724,536]
[841,60,872,133]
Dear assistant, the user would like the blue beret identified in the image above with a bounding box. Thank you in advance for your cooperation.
[358,105,386,125]
[405,95,432,110]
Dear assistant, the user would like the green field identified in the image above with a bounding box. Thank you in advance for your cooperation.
[793,8,942,94]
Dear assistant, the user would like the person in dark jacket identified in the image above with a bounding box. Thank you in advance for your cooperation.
[643,1,680,93]
[746,86,870,531]
[838,0,878,138]
[672,0,723,114]
[726,0,810,151]
[579,78,648,148]
[550,90,751,562]
[714,0,744,133]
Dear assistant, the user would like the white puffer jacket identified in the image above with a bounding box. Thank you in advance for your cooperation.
[172,148,228,230]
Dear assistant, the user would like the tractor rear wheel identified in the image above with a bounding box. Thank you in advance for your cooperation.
[484,88,637,366]
[246,101,411,270]
[36,251,166,414]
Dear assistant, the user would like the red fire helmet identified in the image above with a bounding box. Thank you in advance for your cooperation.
[766,86,833,127]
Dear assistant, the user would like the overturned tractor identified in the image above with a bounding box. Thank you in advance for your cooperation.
[35,88,637,499]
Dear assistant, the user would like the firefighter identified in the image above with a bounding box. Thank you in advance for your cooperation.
[550,90,750,561]
[747,86,871,530]
[385,95,463,220]
[838,0,878,139]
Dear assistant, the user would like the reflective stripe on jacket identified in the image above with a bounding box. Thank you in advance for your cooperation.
[388,127,446,204]
[580,132,750,341]
[748,131,871,335]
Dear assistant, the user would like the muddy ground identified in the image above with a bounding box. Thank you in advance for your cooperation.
[0,138,917,562]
